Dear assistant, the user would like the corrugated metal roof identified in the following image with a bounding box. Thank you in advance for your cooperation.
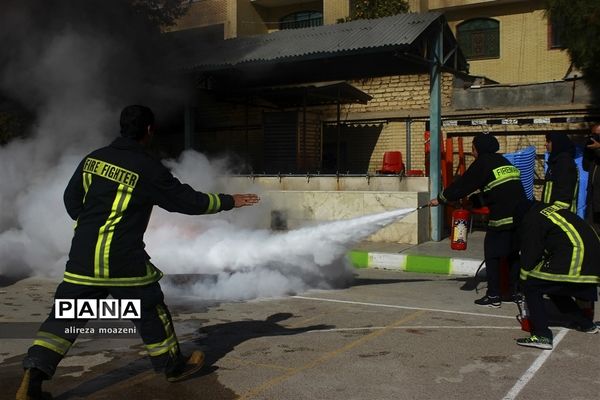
[178,12,445,71]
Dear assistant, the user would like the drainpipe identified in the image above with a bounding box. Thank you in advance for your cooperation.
[184,103,194,150]
[429,21,443,241]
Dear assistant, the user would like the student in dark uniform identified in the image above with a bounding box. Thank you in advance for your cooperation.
[542,132,578,211]
[430,133,526,307]
[514,200,599,350]
[16,105,260,400]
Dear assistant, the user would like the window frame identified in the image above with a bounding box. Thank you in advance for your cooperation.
[548,15,565,50]
[456,18,501,60]
[279,10,323,30]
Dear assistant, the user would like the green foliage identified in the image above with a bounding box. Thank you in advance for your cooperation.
[339,0,409,22]
[131,0,192,27]
[545,0,600,90]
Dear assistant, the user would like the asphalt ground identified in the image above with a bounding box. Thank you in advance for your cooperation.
[0,269,598,400]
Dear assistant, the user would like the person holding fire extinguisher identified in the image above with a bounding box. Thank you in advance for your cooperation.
[513,200,599,350]
[430,133,526,308]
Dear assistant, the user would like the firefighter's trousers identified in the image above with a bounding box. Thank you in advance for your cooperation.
[23,281,183,377]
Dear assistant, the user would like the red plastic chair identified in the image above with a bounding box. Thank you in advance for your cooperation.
[378,151,405,174]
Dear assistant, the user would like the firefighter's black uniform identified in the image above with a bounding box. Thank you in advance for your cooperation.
[23,136,235,378]
[519,202,600,339]
[438,134,526,302]
[542,133,578,212]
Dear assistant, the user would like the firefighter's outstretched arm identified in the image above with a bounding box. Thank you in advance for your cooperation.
[430,157,488,206]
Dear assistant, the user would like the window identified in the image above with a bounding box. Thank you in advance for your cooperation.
[457,18,500,60]
[279,11,323,30]
[549,15,564,49]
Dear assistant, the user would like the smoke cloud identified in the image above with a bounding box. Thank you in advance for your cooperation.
[0,1,414,301]
[156,208,414,300]
[0,0,184,276]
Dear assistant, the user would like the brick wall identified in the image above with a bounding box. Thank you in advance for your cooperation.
[321,73,453,172]
[321,73,453,114]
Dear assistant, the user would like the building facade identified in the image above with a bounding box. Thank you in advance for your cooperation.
[167,2,598,242]
[172,0,571,84]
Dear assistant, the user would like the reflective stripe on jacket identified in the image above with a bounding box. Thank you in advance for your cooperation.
[63,137,235,286]
[519,203,600,284]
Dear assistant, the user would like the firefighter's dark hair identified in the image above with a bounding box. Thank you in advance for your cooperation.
[120,105,154,140]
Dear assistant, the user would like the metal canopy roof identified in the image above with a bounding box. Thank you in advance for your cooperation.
[174,11,467,76]
[223,81,373,108]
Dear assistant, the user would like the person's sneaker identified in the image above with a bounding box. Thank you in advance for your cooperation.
[474,295,501,308]
[16,368,52,400]
[166,351,205,383]
[516,335,553,350]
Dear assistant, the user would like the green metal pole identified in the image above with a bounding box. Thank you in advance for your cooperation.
[429,22,443,241]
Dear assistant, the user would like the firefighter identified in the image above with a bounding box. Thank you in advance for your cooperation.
[430,133,527,307]
[16,105,260,400]
[514,200,599,350]
[542,132,578,212]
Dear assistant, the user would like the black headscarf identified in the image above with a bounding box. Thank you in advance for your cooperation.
[546,132,575,161]
[472,133,499,155]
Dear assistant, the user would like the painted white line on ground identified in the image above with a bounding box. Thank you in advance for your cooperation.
[293,296,516,320]
[501,328,569,400]
[306,325,521,333]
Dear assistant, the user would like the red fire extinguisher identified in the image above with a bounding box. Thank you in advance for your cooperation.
[450,208,470,250]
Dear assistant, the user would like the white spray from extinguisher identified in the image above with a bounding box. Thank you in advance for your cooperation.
[154,205,428,301]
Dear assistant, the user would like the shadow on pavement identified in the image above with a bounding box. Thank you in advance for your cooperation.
[194,312,333,369]
[0,273,30,288]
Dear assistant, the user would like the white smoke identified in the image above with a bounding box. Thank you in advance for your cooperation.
[155,208,414,300]
[144,151,416,300]
[0,4,416,301]
[0,31,113,277]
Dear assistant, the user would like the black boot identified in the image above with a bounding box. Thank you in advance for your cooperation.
[165,351,205,382]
